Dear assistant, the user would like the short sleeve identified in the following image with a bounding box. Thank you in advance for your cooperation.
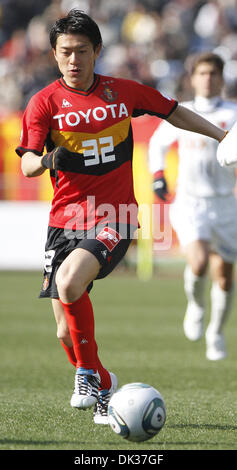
[15,92,51,157]
[131,81,178,119]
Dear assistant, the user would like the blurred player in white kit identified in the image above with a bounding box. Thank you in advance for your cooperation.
[149,52,237,360]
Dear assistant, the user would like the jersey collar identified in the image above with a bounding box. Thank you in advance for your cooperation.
[58,74,100,95]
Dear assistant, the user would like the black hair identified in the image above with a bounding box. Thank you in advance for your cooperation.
[49,9,102,50]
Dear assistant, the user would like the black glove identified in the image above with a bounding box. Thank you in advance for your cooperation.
[41,147,80,172]
[152,171,168,201]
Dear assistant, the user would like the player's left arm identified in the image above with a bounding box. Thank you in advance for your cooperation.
[167,104,226,142]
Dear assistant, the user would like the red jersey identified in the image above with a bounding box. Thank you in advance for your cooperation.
[16,75,177,230]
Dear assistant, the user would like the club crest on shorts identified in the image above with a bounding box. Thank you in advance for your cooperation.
[101,85,118,102]
[96,227,121,251]
[42,275,49,291]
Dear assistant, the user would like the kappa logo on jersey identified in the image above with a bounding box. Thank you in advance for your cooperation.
[96,227,122,251]
[62,98,72,108]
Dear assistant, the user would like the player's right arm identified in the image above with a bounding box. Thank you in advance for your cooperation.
[16,92,51,177]
[21,151,46,177]
[21,146,89,177]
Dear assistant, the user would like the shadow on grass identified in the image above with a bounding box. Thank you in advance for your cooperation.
[167,423,237,431]
[139,422,237,449]
[1,437,237,451]
[2,422,237,450]
[0,438,83,447]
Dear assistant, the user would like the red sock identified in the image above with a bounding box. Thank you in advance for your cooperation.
[60,292,97,371]
[94,342,112,390]
[59,340,76,367]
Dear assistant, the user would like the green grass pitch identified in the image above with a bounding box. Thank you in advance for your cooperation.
[0,267,237,451]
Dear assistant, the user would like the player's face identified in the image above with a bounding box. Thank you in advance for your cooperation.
[191,62,224,98]
[53,33,101,90]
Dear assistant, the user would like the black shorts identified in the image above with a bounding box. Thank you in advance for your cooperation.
[39,224,136,299]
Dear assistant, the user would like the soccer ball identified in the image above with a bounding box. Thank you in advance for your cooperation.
[108,383,166,442]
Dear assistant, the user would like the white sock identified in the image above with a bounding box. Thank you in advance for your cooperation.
[207,282,234,336]
[184,264,206,309]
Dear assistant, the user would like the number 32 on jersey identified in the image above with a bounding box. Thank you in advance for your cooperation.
[82,136,115,166]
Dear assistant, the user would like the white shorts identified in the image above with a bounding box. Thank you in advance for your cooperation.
[169,193,237,263]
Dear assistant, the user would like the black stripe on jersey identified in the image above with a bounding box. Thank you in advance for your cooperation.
[132,101,178,119]
[45,131,57,152]
[15,146,43,157]
[53,126,133,176]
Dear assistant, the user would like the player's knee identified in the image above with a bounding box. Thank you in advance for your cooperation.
[56,268,85,301]
[56,265,69,290]
[55,271,70,294]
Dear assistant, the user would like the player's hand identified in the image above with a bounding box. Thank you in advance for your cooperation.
[217,125,237,167]
[152,170,168,201]
[41,147,80,172]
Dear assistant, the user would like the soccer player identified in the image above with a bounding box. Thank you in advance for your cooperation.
[16,10,228,424]
[149,52,237,361]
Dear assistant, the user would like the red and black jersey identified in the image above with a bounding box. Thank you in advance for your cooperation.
[16,74,178,230]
